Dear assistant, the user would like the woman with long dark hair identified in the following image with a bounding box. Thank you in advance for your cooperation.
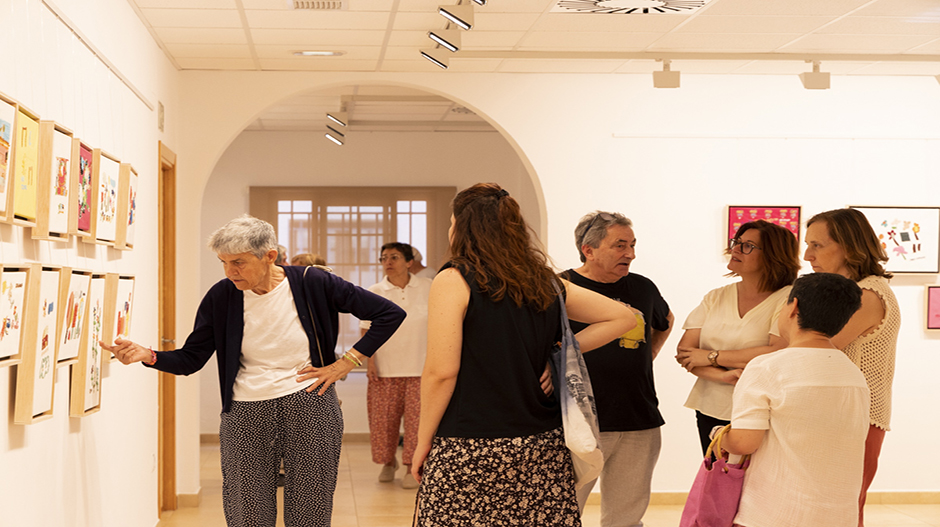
[410,183,636,526]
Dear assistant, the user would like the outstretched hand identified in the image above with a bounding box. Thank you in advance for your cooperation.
[100,338,151,365]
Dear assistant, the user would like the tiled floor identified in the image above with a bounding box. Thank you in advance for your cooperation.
[156,443,940,527]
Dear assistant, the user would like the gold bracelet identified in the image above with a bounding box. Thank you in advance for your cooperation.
[342,351,362,367]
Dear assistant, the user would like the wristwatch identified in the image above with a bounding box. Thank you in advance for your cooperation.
[707,350,720,368]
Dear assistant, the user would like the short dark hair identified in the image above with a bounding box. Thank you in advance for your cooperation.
[787,273,862,338]
[381,242,414,262]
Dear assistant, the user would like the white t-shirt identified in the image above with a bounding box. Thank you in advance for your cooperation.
[682,283,790,420]
[732,347,869,527]
[233,278,315,401]
[415,267,437,280]
[359,274,431,377]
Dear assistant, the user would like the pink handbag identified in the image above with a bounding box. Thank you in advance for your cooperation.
[679,425,751,527]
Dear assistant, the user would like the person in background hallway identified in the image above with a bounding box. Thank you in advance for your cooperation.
[102,215,405,527]
[675,220,800,454]
[275,244,288,265]
[291,252,327,267]
[722,272,869,527]
[564,211,674,527]
[803,208,900,527]
[411,183,638,526]
[359,242,432,489]
[411,248,437,280]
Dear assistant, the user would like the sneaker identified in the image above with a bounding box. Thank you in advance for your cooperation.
[378,460,398,483]
[401,472,419,489]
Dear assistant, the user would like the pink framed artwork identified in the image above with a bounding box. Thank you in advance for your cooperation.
[927,285,940,331]
[727,206,801,246]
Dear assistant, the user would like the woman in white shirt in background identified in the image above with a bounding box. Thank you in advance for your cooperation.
[360,242,433,489]
[675,219,801,454]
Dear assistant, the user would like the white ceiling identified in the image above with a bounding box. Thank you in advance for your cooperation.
[127,0,940,131]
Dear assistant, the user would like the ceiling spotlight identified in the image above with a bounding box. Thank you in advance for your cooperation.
[326,124,345,138]
[470,0,486,5]
[653,59,680,89]
[439,5,474,30]
[428,30,461,52]
[325,132,344,146]
[326,111,347,127]
[293,50,345,57]
[421,48,450,69]
[800,60,830,90]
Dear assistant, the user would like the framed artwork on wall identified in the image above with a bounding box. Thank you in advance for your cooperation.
[14,265,60,424]
[0,93,16,216]
[850,206,940,274]
[102,274,133,361]
[69,141,93,238]
[115,164,137,250]
[727,206,801,246]
[0,265,29,368]
[70,273,106,417]
[86,151,119,245]
[926,285,940,331]
[56,268,91,365]
[32,122,73,241]
[9,106,40,226]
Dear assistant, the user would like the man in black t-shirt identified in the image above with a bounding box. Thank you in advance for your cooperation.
[565,211,674,527]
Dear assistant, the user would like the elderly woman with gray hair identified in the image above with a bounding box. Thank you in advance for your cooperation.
[103,215,405,527]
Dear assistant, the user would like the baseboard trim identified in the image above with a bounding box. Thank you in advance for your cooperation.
[178,491,201,508]
[200,434,219,445]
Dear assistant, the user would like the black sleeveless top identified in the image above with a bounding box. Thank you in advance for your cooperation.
[436,263,562,438]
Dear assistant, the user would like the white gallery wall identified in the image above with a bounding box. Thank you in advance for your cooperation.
[0,0,179,526]
[180,70,940,496]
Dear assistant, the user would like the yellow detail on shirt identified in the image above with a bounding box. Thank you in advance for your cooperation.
[619,311,646,349]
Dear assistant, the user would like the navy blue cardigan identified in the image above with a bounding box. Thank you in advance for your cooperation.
[148,265,406,412]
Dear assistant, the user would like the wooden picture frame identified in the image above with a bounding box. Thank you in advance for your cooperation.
[0,264,29,368]
[69,273,106,417]
[850,206,940,274]
[69,140,93,238]
[5,104,41,227]
[32,121,73,242]
[115,164,137,250]
[0,92,16,218]
[56,267,91,366]
[927,285,940,331]
[14,264,61,424]
[102,273,133,361]
[727,206,801,248]
[83,149,120,246]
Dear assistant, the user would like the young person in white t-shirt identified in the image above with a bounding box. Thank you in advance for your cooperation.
[722,272,870,527]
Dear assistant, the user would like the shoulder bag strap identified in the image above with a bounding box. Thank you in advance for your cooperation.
[303,266,327,367]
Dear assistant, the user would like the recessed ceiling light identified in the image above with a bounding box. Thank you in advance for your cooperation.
[293,51,346,57]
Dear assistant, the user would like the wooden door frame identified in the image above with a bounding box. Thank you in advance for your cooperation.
[158,141,177,514]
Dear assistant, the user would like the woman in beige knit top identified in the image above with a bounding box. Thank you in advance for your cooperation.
[803,208,901,527]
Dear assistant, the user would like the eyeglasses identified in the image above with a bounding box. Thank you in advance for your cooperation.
[580,212,615,246]
[729,238,762,255]
[379,254,403,263]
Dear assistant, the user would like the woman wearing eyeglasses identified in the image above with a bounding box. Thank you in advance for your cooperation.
[359,242,433,489]
[675,220,801,454]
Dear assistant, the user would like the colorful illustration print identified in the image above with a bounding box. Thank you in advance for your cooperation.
[728,206,800,242]
[77,145,93,232]
[0,272,27,359]
[127,186,136,227]
[58,273,90,363]
[0,100,14,212]
[13,111,39,220]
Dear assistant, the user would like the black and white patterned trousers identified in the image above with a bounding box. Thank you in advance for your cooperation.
[220,386,343,527]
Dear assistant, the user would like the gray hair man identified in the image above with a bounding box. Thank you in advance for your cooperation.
[564,211,674,527]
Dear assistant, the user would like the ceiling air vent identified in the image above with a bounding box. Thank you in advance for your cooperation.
[552,0,709,14]
[286,0,348,9]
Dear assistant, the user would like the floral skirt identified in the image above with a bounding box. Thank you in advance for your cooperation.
[415,427,581,527]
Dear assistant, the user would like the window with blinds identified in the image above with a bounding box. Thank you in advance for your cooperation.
[250,186,455,356]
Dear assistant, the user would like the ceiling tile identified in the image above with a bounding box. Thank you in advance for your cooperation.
[175,57,257,69]
[134,0,236,7]
[153,27,248,44]
[474,13,542,30]
[678,15,835,34]
[461,31,527,48]
[648,33,805,52]
[380,59,453,72]
[438,58,503,72]
[519,31,663,50]
[667,59,755,74]
[780,33,938,52]
[847,61,940,75]
[479,0,553,14]
[387,30,431,47]
[851,0,940,18]
[531,13,686,31]
[816,16,940,35]
[164,43,253,58]
[259,58,379,70]
[140,8,242,28]
[385,47,434,61]
[244,10,391,29]
[907,37,940,52]
[392,12,447,30]
[250,28,386,45]
[254,45,382,60]
[497,59,623,73]
[397,0,455,12]
[701,0,873,17]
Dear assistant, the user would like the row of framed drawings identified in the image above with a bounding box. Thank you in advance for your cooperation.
[0,91,137,249]
[727,205,940,274]
[0,265,134,424]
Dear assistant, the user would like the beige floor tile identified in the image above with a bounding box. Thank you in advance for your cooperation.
[884,504,940,526]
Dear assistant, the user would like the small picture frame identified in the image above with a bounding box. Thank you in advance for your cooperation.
[56,267,92,366]
[14,264,61,424]
[115,163,137,251]
[69,140,93,238]
[102,274,134,362]
[32,121,73,242]
[83,149,120,246]
[7,104,41,227]
[70,273,107,417]
[0,264,30,368]
[0,91,17,218]
[850,206,940,274]
[727,206,801,246]
[927,285,940,331]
